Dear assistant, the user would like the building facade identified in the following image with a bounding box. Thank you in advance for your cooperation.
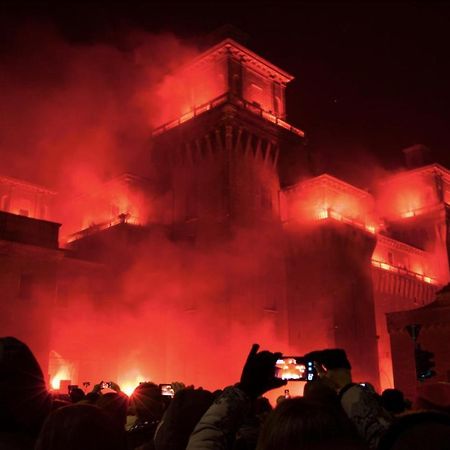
[0,39,448,393]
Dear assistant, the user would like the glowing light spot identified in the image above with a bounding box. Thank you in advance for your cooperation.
[424,276,432,284]
[365,225,376,234]
[122,383,138,397]
[50,367,71,390]
[119,372,148,397]
[179,111,195,123]
[329,210,342,221]
[380,262,391,271]
[402,211,415,218]
[317,209,329,220]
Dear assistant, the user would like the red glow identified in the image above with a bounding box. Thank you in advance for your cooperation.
[119,372,148,397]
[0,175,55,220]
[283,174,378,233]
[61,174,152,241]
[371,259,436,284]
[49,351,73,390]
[1,29,449,398]
[376,167,442,220]
[151,60,227,127]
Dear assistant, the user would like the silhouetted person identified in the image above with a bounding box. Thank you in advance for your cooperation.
[82,392,100,404]
[256,397,368,450]
[380,389,410,415]
[69,387,85,404]
[96,391,129,428]
[378,411,450,450]
[128,382,165,449]
[234,397,274,450]
[153,387,214,450]
[0,337,53,449]
[307,348,393,449]
[34,403,126,450]
[187,344,286,450]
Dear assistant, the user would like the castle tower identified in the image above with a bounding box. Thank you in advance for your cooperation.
[151,39,309,229]
[150,39,310,386]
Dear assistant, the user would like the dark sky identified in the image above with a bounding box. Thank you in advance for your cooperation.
[2,1,450,184]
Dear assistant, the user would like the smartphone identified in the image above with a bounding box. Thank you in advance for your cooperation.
[159,383,175,397]
[275,357,316,381]
[101,381,112,389]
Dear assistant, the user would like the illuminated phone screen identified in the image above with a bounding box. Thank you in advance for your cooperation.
[275,357,315,381]
[160,384,175,397]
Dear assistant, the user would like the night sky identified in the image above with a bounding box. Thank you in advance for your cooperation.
[2,1,450,188]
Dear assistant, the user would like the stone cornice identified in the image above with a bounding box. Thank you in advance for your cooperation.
[184,38,293,85]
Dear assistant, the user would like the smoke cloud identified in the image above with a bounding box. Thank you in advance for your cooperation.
[0,21,198,192]
[1,21,291,392]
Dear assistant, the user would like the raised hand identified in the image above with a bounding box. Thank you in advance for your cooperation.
[239,343,287,398]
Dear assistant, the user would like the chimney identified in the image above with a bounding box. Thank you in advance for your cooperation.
[402,144,432,169]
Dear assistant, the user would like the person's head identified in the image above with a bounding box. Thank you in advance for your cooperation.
[0,336,52,435]
[35,403,125,450]
[130,382,164,421]
[96,391,128,427]
[381,389,410,415]
[69,387,85,404]
[304,349,351,370]
[303,379,340,408]
[83,392,100,404]
[256,397,367,450]
[254,396,273,419]
[378,411,450,450]
[154,387,214,450]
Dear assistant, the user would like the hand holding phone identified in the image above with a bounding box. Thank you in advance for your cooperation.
[239,344,287,398]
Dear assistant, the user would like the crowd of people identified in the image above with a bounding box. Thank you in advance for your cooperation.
[1,337,450,450]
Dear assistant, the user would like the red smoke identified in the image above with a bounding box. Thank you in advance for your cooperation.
[0,22,198,195]
[0,22,289,391]
[2,21,447,397]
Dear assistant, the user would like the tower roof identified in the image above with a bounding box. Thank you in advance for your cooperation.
[185,38,294,85]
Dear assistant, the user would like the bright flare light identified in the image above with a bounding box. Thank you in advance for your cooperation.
[50,367,71,390]
[119,372,148,397]
[317,209,329,220]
